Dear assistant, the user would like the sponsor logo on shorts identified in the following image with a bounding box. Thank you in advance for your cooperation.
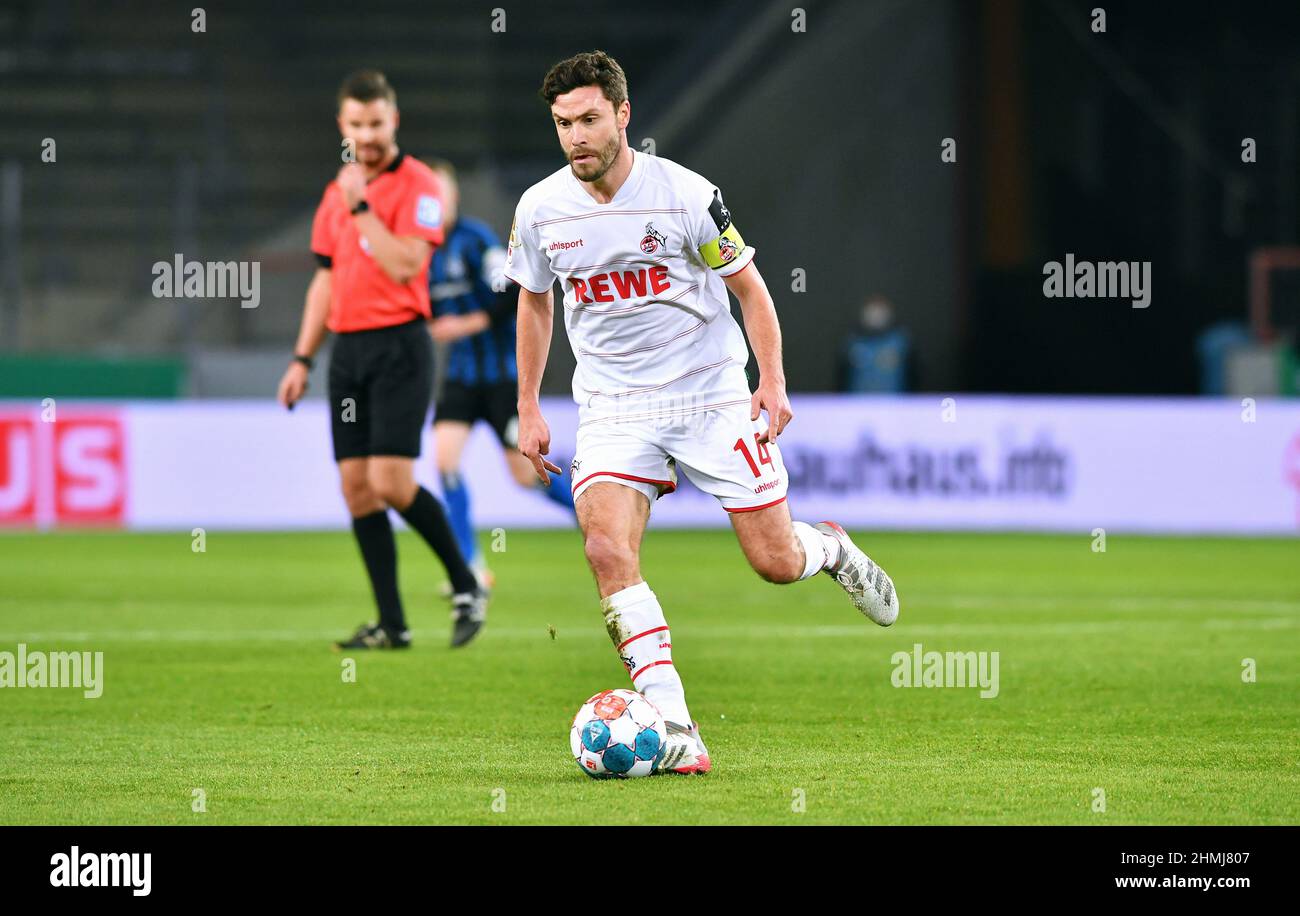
[754,478,781,494]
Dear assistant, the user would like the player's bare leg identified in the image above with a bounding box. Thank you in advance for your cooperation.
[726,499,805,583]
[575,481,649,598]
[576,482,709,774]
[729,500,900,626]
[433,421,473,476]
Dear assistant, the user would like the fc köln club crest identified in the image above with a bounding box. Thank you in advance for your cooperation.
[640,222,667,254]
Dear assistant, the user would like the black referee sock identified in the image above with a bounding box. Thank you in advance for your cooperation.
[398,486,479,595]
[350,510,407,633]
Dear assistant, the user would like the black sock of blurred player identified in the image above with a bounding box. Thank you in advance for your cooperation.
[398,486,479,594]
[351,510,407,633]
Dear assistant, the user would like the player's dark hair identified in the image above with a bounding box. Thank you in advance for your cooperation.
[539,50,628,111]
[337,69,397,109]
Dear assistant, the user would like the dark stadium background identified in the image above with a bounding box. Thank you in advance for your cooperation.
[3,0,1298,399]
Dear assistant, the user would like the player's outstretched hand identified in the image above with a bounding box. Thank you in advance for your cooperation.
[751,378,794,444]
[518,408,563,484]
[277,362,309,411]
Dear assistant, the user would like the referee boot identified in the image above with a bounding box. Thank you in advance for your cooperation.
[335,622,412,650]
[450,589,488,648]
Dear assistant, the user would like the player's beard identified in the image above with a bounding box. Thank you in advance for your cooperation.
[569,133,621,183]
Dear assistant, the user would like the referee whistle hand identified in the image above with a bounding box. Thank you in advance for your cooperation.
[336,164,368,210]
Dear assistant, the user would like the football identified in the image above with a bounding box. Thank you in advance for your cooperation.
[569,689,666,778]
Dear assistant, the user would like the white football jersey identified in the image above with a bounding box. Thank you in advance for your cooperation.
[505,150,756,422]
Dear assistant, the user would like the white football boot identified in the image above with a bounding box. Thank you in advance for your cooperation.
[654,721,711,775]
[814,521,900,627]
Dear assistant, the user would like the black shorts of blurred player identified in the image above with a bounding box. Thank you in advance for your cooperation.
[434,379,520,454]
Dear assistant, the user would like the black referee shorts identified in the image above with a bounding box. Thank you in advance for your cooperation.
[435,380,520,449]
[328,318,433,462]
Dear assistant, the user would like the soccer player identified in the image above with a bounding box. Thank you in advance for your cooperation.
[276,70,487,650]
[425,161,576,581]
[506,52,900,774]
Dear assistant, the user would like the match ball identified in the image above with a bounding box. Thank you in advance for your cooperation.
[569,689,665,778]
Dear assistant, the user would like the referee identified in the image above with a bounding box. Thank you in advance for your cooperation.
[276,70,486,649]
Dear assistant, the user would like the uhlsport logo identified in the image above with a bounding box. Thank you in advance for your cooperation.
[49,847,150,896]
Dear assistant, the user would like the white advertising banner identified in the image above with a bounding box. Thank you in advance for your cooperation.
[1,396,1297,534]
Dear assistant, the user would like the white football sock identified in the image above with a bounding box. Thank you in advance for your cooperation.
[600,581,692,725]
[792,521,837,580]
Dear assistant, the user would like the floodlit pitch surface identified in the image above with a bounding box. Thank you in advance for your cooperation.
[1,530,1296,824]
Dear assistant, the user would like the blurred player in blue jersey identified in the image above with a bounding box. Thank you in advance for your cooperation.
[426,160,576,583]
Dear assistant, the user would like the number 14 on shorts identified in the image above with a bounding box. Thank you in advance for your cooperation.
[733,433,774,478]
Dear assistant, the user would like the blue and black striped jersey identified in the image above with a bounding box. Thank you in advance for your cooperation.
[429,217,517,385]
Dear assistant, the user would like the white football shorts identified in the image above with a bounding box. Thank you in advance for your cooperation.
[570,400,789,514]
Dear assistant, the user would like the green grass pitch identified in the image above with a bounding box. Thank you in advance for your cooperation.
[1,528,1296,825]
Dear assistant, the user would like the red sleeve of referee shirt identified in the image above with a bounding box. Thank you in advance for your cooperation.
[392,166,447,248]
